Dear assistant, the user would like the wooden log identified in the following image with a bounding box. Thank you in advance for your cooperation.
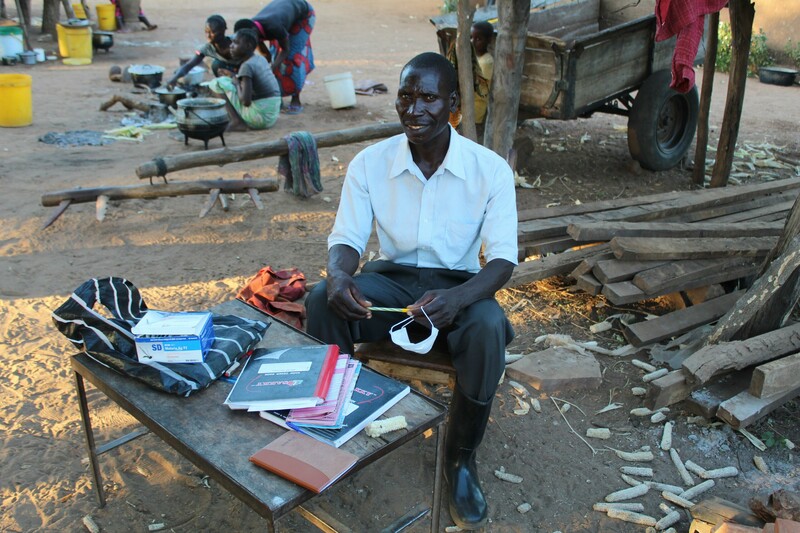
[523,236,582,257]
[709,0,755,188]
[692,11,719,186]
[749,352,800,398]
[601,281,646,305]
[706,198,795,224]
[41,178,279,206]
[685,368,753,419]
[646,369,692,410]
[248,188,264,210]
[517,188,691,222]
[40,199,71,230]
[135,123,404,179]
[707,236,800,343]
[199,189,221,218]
[484,0,529,160]
[682,322,800,386]
[623,290,743,347]
[575,273,602,295]
[594,259,668,284]
[456,0,477,142]
[759,193,800,274]
[568,250,615,279]
[717,383,800,429]
[690,496,765,529]
[632,258,757,296]
[568,221,785,242]
[518,178,800,242]
[504,244,611,288]
[610,236,777,261]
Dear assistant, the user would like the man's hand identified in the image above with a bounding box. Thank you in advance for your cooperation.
[408,288,462,329]
[326,272,372,321]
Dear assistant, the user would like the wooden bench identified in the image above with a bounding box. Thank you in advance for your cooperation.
[354,339,456,389]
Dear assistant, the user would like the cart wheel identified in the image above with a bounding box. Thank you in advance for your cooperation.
[627,70,699,171]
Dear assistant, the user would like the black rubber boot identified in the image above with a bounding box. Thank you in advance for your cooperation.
[444,385,492,530]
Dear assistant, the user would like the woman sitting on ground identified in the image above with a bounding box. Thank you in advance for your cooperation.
[167,15,240,87]
[206,29,282,131]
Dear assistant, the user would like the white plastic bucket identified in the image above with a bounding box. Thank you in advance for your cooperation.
[323,72,356,109]
[0,26,24,58]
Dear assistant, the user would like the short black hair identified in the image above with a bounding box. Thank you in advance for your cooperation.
[402,52,458,94]
[472,21,494,40]
[235,28,259,50]
[233,18,256,33]
[206,14,227,32]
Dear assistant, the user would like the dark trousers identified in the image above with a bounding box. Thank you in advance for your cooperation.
[305,261,513,402]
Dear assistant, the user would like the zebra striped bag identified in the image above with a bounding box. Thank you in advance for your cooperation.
[52,277,269,397]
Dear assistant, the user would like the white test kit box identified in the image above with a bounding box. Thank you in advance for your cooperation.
[131,310,215,364]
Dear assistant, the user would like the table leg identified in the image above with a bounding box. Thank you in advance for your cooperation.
[431,421,445,533]
[74,371,106,507]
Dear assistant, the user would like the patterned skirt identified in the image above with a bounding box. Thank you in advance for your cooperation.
[270,6,315,97]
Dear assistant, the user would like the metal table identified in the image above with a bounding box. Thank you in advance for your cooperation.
[72,299,447,532]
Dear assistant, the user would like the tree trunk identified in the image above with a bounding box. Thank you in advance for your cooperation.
[709,0,755,188]
[456,0,477,142]
[692,11,719,187]
[484,0,529,161]
[41,0,60,37]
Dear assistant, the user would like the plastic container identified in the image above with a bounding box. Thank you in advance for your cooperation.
[72,3,87,19]
[0,26,24,59]
[96,4,117,31]
[323,72,357,109]
[19,50,36,65]
[0,74,32,127]
[34,48,46,62]
[56,21,93,64]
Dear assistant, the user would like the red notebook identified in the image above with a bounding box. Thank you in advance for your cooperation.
[249,431,358,493]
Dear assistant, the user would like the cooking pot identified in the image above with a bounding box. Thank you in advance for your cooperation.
[128,64,165,88]
[175,97,229,149]
[154,86,187,107]
[92,31,114,53]
[758,67,798,86]
[179,66,206,86]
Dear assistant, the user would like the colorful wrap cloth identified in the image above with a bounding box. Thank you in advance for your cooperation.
[237,266,307,329]
[271,7,315,97]
[655,0,728,93]
[279,131,322,198]
[206,76,281,130]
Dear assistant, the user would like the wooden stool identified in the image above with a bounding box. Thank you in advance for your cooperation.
[354,339,456,389]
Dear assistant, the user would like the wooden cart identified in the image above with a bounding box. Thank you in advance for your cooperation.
[432,0,702,171]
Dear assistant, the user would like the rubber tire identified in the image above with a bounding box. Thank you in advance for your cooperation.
[627,69,699,171]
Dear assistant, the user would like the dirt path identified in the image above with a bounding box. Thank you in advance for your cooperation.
[1,1,799,532]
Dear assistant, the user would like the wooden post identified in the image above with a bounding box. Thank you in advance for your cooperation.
[759,194,800,275]
[709,0,755,188]
[13,0,33,50]
[136,122,403,179]
[484,0,529,161]
[692,11,720,187]
[456,0,477,142]
[59,0,75,19]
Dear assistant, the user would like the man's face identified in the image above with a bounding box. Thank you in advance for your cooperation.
[205,23,224,44]
[395,67,456,146]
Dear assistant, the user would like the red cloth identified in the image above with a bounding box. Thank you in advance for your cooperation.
[236,266,307,329]
[655,0,728,93]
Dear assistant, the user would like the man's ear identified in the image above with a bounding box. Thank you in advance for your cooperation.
[449,90,459,113]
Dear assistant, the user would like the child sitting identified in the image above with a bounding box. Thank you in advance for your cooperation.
[167,15,240,88]
[206,28,282,131]
[470,21,494,127]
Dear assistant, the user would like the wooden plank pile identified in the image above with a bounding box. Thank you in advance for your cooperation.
[505,178,800,290]
[504,178,800,431]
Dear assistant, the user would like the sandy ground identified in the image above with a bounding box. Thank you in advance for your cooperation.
[2,1,800,532]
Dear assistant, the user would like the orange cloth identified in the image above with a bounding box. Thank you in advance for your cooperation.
[236,266,307,329]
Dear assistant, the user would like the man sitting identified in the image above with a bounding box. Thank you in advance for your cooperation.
[305,51,518,530]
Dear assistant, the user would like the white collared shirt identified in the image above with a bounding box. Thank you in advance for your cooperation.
[329,126,518,273]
